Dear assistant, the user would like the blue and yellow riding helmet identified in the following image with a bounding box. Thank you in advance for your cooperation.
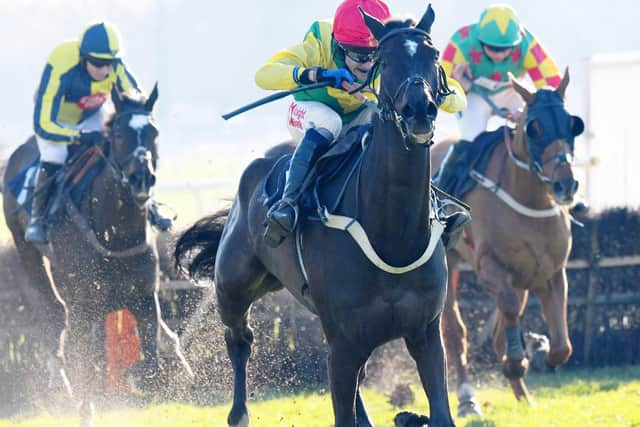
[477,4,523,48]
[79,22,120,63]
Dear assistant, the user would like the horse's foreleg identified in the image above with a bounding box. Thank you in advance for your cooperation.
[404,315,455,427]
[355,365,374,427]
[441,268,481,417]
[128,294,159,392]
[327,342,367,427]
[534,269,572,368]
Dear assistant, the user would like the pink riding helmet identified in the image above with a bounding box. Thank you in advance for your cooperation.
[333,0,391,48]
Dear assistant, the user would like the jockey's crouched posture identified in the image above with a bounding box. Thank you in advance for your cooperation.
[256,0,471,248]
[26,21,172,245]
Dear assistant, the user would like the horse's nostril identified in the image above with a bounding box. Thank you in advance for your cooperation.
[402,105,414,119]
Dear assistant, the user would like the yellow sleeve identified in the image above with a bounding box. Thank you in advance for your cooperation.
[114,60,142,96]
[255,28,323,91]
[34,43,80,143]
[439,77,467,114]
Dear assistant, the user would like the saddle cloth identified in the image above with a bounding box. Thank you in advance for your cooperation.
[263,124,371,222]
[7,139,106,216]
[440,126,511,198]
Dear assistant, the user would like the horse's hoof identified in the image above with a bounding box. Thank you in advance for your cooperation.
[502,357,529,379]
[228,409,250,427]
[394,411,429,427]
[457,397,482,417]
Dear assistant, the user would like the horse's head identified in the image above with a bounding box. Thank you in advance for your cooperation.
[107,84,159,205]
[512,69,584,204]
[361,4,450,145]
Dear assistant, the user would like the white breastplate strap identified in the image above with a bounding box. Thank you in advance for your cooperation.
[470,170,560,218]
[321,208,444,274]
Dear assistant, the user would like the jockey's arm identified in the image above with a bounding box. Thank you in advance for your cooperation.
[34,46,81,143]
[522,29,561,89]
[255,24,323,91]
[114,59,143,98]
[439,77,467,114]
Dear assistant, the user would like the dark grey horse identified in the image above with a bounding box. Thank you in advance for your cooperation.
[175,5,456,427]
[2,87,191,426]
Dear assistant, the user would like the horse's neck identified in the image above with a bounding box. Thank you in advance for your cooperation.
[505,128,555,208]
[355,119,432,260]
[86,166,148,248]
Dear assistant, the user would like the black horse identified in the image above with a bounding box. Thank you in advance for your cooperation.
[177,5,456,427]
[2,86,191,426]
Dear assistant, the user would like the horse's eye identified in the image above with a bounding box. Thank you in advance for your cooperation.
[569,116,584,137]
[525,119,544,139]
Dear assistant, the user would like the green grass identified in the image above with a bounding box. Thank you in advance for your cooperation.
[2,366,639,427]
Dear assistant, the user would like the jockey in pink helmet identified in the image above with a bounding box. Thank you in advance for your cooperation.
[256,0,467,247]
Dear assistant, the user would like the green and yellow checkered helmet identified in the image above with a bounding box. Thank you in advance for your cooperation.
[477,4,522,48]
[79,22,120,60]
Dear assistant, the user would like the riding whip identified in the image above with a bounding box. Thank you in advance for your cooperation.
[221,81,332,120]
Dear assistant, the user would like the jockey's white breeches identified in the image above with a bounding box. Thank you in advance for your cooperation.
[457,88,523,142]
[36,101,113,164]
[286,100,343,143]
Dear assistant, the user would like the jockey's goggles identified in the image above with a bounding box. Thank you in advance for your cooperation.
[339,44,376,63]
[481,43,514,53]
[85,56,115,67]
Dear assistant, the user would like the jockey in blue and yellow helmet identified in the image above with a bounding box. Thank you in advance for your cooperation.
[25,22,170,244]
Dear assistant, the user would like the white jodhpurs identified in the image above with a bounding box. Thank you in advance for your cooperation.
[36,101,113,165]
[286,101,343,143]
[457,88,523,141]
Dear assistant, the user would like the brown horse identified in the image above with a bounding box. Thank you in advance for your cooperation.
[431,70,584,415]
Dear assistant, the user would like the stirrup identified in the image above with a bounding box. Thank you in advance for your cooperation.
[263,198,299,248]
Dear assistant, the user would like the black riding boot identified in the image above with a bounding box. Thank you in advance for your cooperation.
[148,200,173,232]
[263,128,330,248]
[434,140,473,249]
[24,162,62,244]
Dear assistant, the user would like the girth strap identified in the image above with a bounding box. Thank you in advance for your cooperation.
[321,208,444,274]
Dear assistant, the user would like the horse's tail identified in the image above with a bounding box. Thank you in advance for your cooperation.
[174,207,230,282]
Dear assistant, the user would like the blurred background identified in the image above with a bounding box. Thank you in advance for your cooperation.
[1,0,639,220]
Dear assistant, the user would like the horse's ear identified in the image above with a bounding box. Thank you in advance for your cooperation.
[555,67,570,99]
[509,72,534,104]
[416,4,435,34]
[359,6,386,42]
[111,86,124,111]
[144,83,159,112]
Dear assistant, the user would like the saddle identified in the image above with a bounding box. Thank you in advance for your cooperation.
[263,124,372,223]
[8,138,106,219]
[445,126,511,198]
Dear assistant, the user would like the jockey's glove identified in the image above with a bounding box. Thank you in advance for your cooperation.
[75,130,104,146]
[305,67,354,88]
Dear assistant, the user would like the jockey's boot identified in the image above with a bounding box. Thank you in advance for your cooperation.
[148,200,173,232]
[434,139,472,195]
[264,128,331,248]
[24,162,62,244]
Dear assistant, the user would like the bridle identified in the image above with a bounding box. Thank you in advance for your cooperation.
[96,109,158,205]
[351,27,453,149]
